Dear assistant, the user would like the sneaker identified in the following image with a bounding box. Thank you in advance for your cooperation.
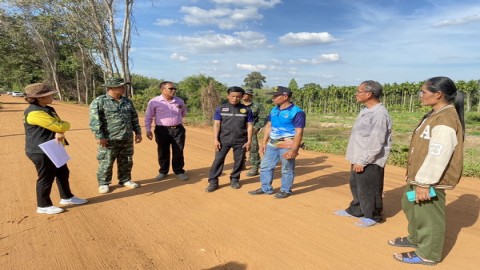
[274,191,292,199]
[121,180,140,189]
[231,181,241,189]
[175,173,189,181]
[248,188,273,195]
[155,173,167,181]
[59,196,88,205]
[37,206,64,214]
[98,185,109,194]
[205,183,219,193]
[246,168,259,176]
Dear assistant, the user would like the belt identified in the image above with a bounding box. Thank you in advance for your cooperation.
[157,124,182,129]
[270,137,294,144]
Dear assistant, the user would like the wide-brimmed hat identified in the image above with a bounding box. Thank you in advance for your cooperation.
[103,77,130,88]
[267,86,292,97]
[24,83,58,98]
[244,89,254,95]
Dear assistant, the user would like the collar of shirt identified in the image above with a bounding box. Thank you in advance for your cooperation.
[157,95,180,103]
[276,102,295,111]
[106,94,126,102]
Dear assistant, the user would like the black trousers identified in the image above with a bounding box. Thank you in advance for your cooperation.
[208,142,246,184]
[27,153,74,207]
[154,125,186,175]
[345,164,384,221]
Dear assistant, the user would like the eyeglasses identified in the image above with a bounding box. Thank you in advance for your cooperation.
[355,91,369,94]
[164,87,177,91]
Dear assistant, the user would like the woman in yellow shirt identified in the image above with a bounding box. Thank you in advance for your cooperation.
[24,83,87,214]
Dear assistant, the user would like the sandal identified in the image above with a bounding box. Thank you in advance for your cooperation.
[354,217,377,227]
[334,210,354,217]
[388,237,417,248]
[393,251,437,266]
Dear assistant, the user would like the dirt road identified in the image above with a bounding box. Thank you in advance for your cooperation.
[1,95,479,270]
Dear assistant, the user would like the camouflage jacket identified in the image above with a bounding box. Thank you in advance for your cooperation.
[89,94,142,140]
[245,101,266,131]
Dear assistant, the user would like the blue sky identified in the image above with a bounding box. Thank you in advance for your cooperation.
[130,0,480,88]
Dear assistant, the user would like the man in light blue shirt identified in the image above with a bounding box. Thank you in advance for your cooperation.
[248,86,306,199]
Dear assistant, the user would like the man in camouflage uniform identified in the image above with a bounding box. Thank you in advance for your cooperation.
[243,89,266,176]
[89,77,143,194]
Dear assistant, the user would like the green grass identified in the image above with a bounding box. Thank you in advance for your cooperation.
[304,112,480,178]
[185,111,480,178]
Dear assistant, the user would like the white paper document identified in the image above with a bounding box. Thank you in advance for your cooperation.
[38,139,71,168]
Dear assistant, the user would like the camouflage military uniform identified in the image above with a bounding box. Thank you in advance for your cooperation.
[89,94,142,185]
[244,101,266,175]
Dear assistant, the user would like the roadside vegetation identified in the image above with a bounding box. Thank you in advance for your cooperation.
[184,110,480,179]
[1,2,478,178]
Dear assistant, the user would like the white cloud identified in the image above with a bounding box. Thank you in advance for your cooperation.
[236,63,280,71]
[289,53,341,64]
[272,58,283,64]
[433,12,480,27]
[176,32,267,53]
[170,53,188,61]
[212,0,281,8]
[154,18,177,26]
[181,6,262,29]
[279,32,338,46]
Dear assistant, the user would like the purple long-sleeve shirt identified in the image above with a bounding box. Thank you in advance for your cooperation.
[144,95,187,132]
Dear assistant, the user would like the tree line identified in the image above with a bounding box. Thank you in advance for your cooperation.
[1,0,134,102]
[291,80,480,115]
[1,2,479,115]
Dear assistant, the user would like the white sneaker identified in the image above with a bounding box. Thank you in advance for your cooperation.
[37,206,64,215]
[98,185,109,194]
[121,180,139,189]
[59,196,88,205]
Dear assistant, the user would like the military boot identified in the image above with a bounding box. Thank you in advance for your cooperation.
[246,167,259,176]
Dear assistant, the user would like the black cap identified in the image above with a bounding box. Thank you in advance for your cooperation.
[267,86,292,97]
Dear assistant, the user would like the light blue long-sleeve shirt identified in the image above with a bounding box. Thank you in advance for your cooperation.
[345,103,392,167]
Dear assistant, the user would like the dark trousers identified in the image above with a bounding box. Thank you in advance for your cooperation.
[345,164,384,221]
[154,125,186,175]
[27,153,74,207]
[208,142,246,184]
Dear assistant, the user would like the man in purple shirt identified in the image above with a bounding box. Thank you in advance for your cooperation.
[145,81,189,181]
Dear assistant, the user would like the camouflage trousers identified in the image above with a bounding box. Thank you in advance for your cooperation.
[247,133,261,168]
[96,138,134,185]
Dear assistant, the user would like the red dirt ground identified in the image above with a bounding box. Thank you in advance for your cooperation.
[1,95,479,269]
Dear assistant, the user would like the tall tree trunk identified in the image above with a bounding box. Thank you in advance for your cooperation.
[78,44,89,104]
[466,92,471,112]
[76,70,81,103]
[31,26,63,100]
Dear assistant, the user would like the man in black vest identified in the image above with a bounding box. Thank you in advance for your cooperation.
[206,86,253,192]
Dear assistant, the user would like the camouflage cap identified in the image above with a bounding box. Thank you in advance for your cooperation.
[103,77,130,88]
[244,89,254,95]
[24,83,58,98]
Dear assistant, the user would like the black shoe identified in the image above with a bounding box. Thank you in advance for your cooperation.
[274,191,291,199]
[231,182,241,189]
[205,183,218,193]
[249,188,266,195]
